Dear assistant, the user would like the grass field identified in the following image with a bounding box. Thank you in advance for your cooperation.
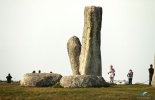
[0,82,154,100]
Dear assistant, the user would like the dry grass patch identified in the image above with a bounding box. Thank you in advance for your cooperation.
[0,82,154,100]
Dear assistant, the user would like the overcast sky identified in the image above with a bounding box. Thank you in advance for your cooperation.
[0,0,155,84]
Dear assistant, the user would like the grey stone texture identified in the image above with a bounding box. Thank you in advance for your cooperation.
[79,6,102,76]
[63,6,104,88]
[67,36,81,75]
[60,75,106,88]
[20,73,62,87]
[152,54,155,87]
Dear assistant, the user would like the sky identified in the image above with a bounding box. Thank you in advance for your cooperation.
[0,0,155,84]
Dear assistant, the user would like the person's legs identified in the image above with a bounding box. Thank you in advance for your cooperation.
[112,77,114,83]
[129,78,132,84]
[128,78,130,84]
[110,77,112,83]
[149,75,152,85]
[130,78,132,84]
[110,77,114,84]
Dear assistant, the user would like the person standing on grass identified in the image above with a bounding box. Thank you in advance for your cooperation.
[148,64,154,85]
[127,69,133,84]
[108,65,115,84]
[6,73,12,83]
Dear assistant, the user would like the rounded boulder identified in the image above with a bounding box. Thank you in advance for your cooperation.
[20,73,62,87]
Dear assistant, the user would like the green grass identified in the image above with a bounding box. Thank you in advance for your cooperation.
[0,82,154,100]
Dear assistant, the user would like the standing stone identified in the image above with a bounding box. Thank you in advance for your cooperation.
[79,6,102,76]
[67,36,81,75]
[152,54,155,87]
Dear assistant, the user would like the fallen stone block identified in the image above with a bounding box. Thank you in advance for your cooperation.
[20,73,62,87]
[60,75,107,88]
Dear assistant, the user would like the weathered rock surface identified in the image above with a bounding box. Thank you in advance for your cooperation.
[67,36,81,75]
[79,6,102,76]
[20,73,62,87]
[152,54,155,87]
[60,75,106,88]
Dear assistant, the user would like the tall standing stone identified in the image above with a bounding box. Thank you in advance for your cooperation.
[79,6,102,76]
[61,6,107,88]
[67,36,81,75]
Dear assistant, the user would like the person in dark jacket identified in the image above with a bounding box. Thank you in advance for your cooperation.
[127,69,133,84]
[6,73,12,83]
[148,64,154,85]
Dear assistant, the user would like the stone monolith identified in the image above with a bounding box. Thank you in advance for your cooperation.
[79,6,102,76]
[67,36,81,75]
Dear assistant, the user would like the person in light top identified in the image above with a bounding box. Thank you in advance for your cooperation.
[108,65,115,84]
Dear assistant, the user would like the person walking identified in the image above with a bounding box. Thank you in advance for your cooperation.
[108,65,115,84]
[127,69,133,84]
[148,64,154,85]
